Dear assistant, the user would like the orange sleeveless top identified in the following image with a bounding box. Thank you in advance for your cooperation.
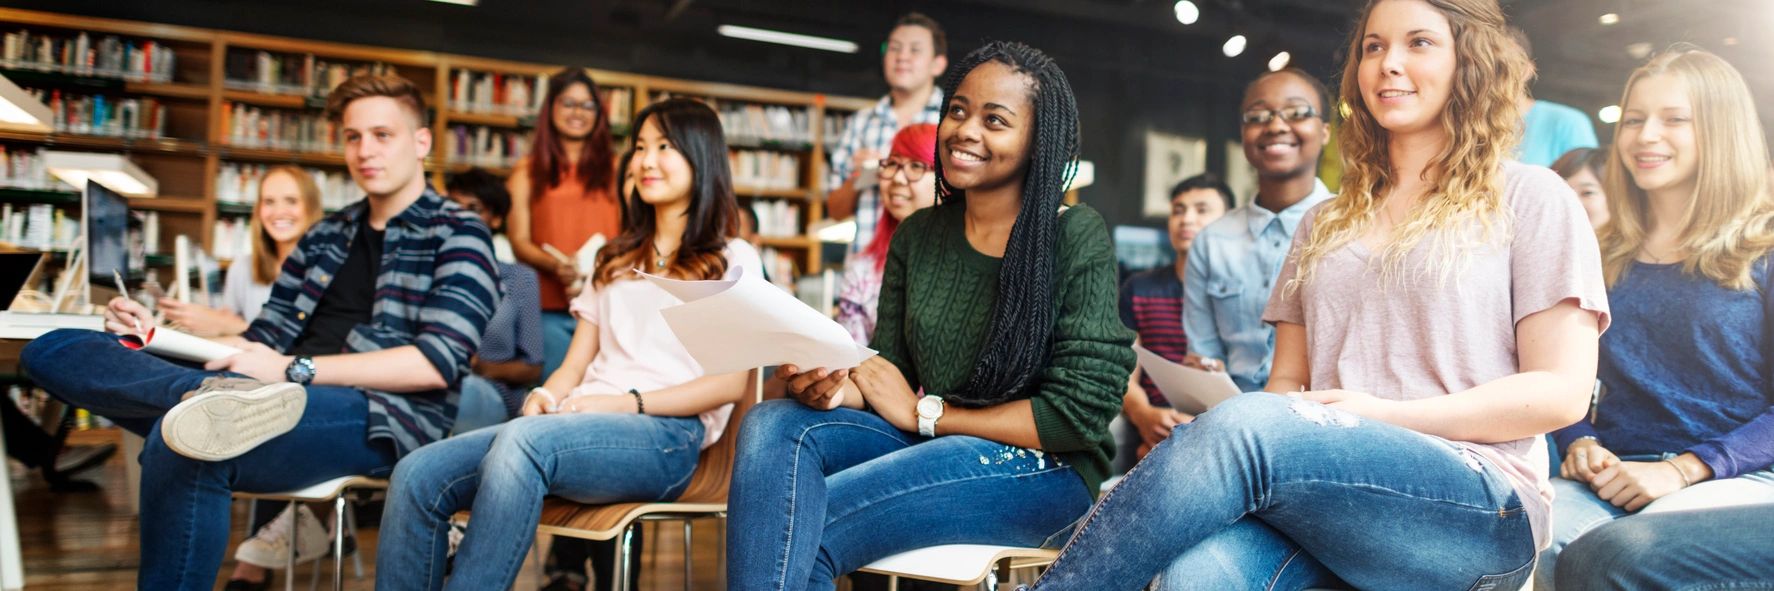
[531,172,621,310]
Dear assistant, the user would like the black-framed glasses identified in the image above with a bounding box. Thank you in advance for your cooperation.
[1241,105,1319,125]
[878,158,931,181]
[556,98,600,113]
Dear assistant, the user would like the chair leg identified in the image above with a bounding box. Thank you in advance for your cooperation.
[285,500,298,591]
[682,520,693,591]
[333,495,346,591]
[616,524,637,591]
[344,500,363,579]
[887,575,899,591]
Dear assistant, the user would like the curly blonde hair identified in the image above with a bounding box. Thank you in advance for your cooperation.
[1291,0,1532,289]
[1599,44,1774,290]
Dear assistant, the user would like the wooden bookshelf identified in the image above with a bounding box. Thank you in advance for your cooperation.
[0,6,868,275]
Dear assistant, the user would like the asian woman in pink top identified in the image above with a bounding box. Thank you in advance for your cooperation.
[1027,1,1609,589]
[375,98,760,591]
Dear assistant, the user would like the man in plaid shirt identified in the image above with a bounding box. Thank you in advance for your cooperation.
[826,12,949,254]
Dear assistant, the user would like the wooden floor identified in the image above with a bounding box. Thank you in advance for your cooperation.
[10,428,730,590]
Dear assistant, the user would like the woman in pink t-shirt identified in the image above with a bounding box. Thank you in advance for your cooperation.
[1028,1,1609,589]
[374,98,759,591]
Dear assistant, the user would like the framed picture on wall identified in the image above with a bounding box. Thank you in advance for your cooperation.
[1143,130,1207,218]
[1225,140,1257,208]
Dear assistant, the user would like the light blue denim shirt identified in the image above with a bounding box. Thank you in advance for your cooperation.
[1183,179,1333,392]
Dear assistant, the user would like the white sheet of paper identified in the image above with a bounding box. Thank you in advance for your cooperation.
[120,326,242,363]
[1134,344,1241,414]
[643,268,875,375]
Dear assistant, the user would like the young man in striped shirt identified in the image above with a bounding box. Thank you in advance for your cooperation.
[1116,174,1232,466]
[22,74,498,591]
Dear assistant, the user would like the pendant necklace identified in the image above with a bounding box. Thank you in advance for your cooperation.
[652,242,675,270]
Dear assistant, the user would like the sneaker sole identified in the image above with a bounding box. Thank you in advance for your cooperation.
[161,383,307,461]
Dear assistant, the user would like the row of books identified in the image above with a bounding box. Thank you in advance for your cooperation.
[823,112,856,149]
[445,125,529,169]
[748,199,802,239]
[0,146,61,191]
[716,102,814,147]
[210,217,253,262]
[0,203,73,251]
[448,69,543,116]
[0,29,176,82]
[731,149,801,191]
[222,50,397,97]
[215,162,360,211]
[26,88,169,139]
[219,101,337,154]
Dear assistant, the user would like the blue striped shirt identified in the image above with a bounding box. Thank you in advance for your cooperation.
[243,188,500,457]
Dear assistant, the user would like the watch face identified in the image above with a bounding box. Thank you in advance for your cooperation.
[917,396,942,418]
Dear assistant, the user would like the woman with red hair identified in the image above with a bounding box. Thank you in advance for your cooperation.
[838,123,939,345]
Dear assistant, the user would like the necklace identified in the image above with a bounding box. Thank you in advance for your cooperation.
[651,241,676,270]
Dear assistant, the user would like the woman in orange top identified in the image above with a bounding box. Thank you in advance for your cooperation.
[506,67,621,379]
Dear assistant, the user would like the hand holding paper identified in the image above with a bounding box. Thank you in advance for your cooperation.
[120,325,243,363]
[643,267,874,376]
[1134,345,1241,414]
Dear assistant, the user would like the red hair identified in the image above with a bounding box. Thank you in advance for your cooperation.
[861,123,938,270]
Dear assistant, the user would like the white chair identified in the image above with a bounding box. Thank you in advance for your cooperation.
[857,544,1060,591]
[234,475,388,591]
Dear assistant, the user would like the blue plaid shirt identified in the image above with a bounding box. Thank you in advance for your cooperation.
[243,188,500,457]
[826,89,944,254]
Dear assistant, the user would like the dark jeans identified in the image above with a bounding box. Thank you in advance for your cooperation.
[21,329,398,591]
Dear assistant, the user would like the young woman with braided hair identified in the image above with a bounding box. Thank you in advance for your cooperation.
[726,41,1134,590]
[1027,0,1609,589]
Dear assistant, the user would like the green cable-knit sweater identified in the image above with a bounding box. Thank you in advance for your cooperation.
[873,201,1136,496]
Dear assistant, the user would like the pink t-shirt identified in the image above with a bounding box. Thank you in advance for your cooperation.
[566,238,763,449]
[1262,161,1611,550]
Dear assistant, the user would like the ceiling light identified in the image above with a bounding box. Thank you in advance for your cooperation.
[0,73,52,132]
[1268,51,1292,71]
[717,25,858,54]
[427,0,476,4]
[1174,1,1201,25]
[1223,35,1247,58]
[44,151,158,198]
[1598,105,1621,124]
[1598,13,1620,25]
[1627,42,1654,59]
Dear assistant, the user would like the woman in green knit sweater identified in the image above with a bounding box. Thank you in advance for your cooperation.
[725,41,1135,591]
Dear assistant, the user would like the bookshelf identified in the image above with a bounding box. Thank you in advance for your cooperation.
[0,7,869,276]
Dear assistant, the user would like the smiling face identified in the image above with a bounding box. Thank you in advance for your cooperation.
[551,81,597,140]
[1357,0,1458,137]
[630,118,694,209]
[880,156,937,222]
[1616,73,1700,202]
[883,25,947,93]
[341,96,430,199]
[1169,187,1229,253]
[1241,72,1328,180]
[938,61,1036,194]
[258,170,312,245]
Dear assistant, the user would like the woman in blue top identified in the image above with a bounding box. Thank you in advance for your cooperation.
[1539,44,1774,589]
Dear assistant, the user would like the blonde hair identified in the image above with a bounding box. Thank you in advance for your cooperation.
[250,166,325,284]
[1292,0,1531,288]
[1599,43,1774,290]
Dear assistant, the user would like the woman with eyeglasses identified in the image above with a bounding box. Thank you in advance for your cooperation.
[837,123,938,346]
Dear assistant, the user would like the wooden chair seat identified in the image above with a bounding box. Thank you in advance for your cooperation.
[858,544,1059,587]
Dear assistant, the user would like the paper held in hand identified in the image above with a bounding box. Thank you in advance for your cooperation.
[1134,345,1241,414]
[119,326,241,363]
[642,267,874,376]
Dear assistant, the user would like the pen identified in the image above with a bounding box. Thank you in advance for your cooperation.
[112,268,144,335]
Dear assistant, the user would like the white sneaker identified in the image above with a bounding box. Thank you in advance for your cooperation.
[161,382,306,461]
[234,505,333,569]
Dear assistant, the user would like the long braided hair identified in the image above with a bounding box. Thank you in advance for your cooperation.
[935,40,1079,407]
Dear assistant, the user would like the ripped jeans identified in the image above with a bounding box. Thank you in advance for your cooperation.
[1030,392,1537,591]
[726,400,1094,591]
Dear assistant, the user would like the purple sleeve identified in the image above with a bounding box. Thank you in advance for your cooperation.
[1688,408,1774,479]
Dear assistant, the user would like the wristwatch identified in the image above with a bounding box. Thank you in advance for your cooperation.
[916,395,946,437]
[285,356,316,385]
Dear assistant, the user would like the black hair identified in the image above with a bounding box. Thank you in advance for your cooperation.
[934,40,1080,407]
[1244,67,1334,121]
[445,168,513,219]
[1170,173,1237,211]
[592,98,739,287]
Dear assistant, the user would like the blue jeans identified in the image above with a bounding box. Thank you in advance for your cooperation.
[20,329,397,591]
[1537,464,1774,589]
[376,412,704,591]
[1555,503,1774,590]
[1029,392,1536,591]
[726,400,1094,591]
[541,311,576,379]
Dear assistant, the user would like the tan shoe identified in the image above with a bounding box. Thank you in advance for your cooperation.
[162,381,306,461]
